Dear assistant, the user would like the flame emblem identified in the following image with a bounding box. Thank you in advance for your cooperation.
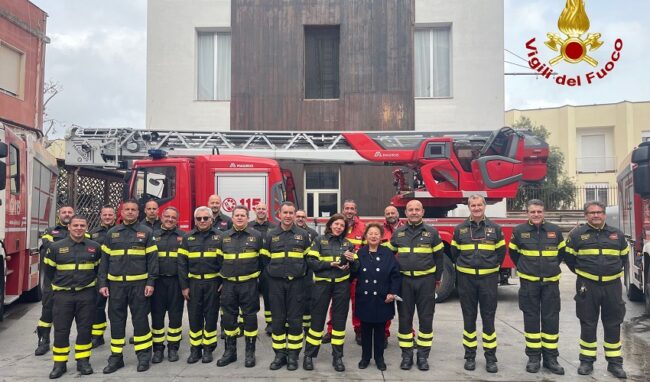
[545,0,603,66]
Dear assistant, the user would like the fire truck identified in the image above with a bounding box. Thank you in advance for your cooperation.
[618,141,650,314]
[1,123,58,320]
[65,126,548,301]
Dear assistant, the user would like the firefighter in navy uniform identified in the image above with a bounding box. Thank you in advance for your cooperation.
[216,205,264,368]
[43,215,101,379]
[89,205,116,348]
[151,207,186,364]
[261,202,312,371]
[508,199,565,375]
[303,214,358,372]
[141,200,162,231]
[251,203,277,336]
[295,209,318,335]
[387,200,444,371]
[178,206,222,364]
[565,201,629,379]
[208,194,233,232]
[35,204,75,356]
[450,194,505,373]
[98,199,159,374]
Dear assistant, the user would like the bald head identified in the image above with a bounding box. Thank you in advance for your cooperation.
[384,205,399,225]
[207,194,222,216]
[405,200,424,225]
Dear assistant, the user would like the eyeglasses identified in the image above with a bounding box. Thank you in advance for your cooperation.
[195,216,211,222]
[586,211,604,216]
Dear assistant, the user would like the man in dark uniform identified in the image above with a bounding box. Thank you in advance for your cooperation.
[295,209,318,335]
[151,207,186,363]
[178,206,222,364]
[216,205,264,368]
[35,204,75,356]
[387,200,444,371]
[98,199,159,374]
[141,200,162,231]
[509,199,565,375]
[450,194,505,373]
[208,194,233,232]
[565,201,629,379]
[251,202,277,335]
[261,202,312,371]
[43,215,101,378]
[90,205,116,348]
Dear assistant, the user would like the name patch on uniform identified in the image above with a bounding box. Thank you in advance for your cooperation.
[521,232,531,239]
[459,228,469,234]
[136,232,146,239]
[294,235,303,241]
[422,231,431,237]
[88,247,96,253]
[397,232,406,237]
[59,247,70,254]
[580,234,590,240]
[272,236,280,242]
[320,240,329,245]
[111,233,120,238]
[609,233,618,240]
[547,232,557,239]
[223,237,232,243]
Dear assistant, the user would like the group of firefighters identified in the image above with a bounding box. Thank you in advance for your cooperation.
[34,193,629,380]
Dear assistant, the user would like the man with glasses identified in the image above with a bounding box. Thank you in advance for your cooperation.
[178,207,222,364]
[450,194,505,373]
[565,201,629,379]
[295,209,318,336]
[509,199,565,375]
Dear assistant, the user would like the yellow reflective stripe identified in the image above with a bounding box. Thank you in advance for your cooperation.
[313,274,350,283]
[477,244,496,251]
[306,250,320,258]
[221,252,259,260]
[288,333,303,341]
[605,349,622,357]
[397,332,414,339]
[575,269,623,282]
[146,245,157,253]
[244,330,258,337]
[187,251,218,258]
[604,341,622,349]
[577,249,600,255]
[451,240,459,248]
[399,341,414,348]
[77,263,96,270]
[306,336,321,346]
[495,240,505,249]
[519,249,559,257]
[134,341,153,351]
[557,240,566,249]
[178,248,189,256]
[580,349,597,356]
[223,271,261,282]
[418,332,433,339]
[621,246,630,255]
[383,242,397,251]
[43,257,57,267]
[107,273,148,281]
[483,341,497,349]
[347,238,363,245]
[565,246,577,255]
[75,343,92,351]
[455,265,499,275]
[42,234,54,242]
[463,330,476,339]
[55,263,76,270]
[260,248,270,257]
[482,332,497,341]
[462,339,478,347]
[542,342,558,349]
[270,251,304,259]
[75,350,91,359]
[52,280,97,291]
[188,272,220,279]
[541,333,558,340]
[53,346,70,352]
[525,332,541,339]
[508,242,519,250]
[52,355,69,362]
[580,339,597,347]
[401,265,436,277]
[38,320,53,328]
[127,249,145,255]
[456,243,475,251]
[158,251,178,257]
[601,249,623,256]
[54,262,98,271]
[412,247,433,254]
[432,242,444,252]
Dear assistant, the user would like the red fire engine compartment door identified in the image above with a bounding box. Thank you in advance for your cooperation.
[214,172,268,221]
[471,156,523,189]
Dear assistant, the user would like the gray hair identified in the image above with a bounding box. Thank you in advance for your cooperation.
[526,199,545,209]
[467,194,486,205]
[162,206,179,216]
[583,200,606,214]
[194,206,213,218]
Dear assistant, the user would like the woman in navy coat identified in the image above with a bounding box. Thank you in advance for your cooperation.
[354,222,402,370]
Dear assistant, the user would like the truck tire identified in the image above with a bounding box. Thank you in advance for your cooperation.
[435,255,455,303]
[624,263,644,302]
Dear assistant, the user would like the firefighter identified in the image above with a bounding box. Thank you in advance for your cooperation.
[380,205,404,347]
[141,200,162,231]
[449,194,505,373]
[295,209,318,335]
[303,214,358,372]
[216,205,264,368]
[178,206,222,364]
[43,215,101,379]
[98,199,159,374]
[261,201,312,371]
[564,201,629,379]
[387,200,444,371]
[89,205,116,349]
[151,207,186,363]
[208,194,233,232]
[251,202,277,336]
[35,204,75,356]
[509,199,565,375]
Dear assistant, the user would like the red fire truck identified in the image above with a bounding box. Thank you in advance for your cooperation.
[1,123,58,320]
[618,141,650,314]
[65,126,548,301]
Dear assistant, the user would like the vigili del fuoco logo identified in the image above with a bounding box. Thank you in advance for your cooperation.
[524,0,623,87]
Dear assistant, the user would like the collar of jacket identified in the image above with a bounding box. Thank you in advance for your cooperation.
[190,226,218,235]
[586,222,607,231]
[407,220,424,229]
[526,220,548,230]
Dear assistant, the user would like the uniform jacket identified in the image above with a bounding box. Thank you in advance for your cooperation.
[450,218,506,276]
[306,232,359,282]
[89,224,114,246]
[44,236,101,291]
[261,224,311,278]
[388,221,444,279]
[509,220,565,282]
[565,223,629,282]
[178,227,222,289]
[250,220,277,238]
[142,218,162,231]
[98,221,159,288]
[213,213,233,232]
[354,245,402,323]
[153,226,187,276]
[217,225,264,281]
[298,225,319,243]
[40,224,69,258]
[346,216,366,250]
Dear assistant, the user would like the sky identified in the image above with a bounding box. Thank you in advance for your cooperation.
[30,0,650,137]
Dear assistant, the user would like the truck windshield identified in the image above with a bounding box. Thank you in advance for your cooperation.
[130,166,176,204]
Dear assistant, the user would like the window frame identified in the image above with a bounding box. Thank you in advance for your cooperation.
[303,166,340,218]
[196,29,231,101]
[0,41,25,99]
[304,25,341,100]
[414,24,453,99]
[8,144,20,195]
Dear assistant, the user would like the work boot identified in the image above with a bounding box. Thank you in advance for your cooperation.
[49,362,67,379]
[167,346,179,362]
[358,358,369,369]
[287,351,299,371]
[542,356,564,375]
[265,323,272,336]
[152,348,164,364]
[186,347,202,364]
[577,360,593,375]
[486,359,498,373]
[607,363,627,379]
[76,358,93,375]
[103,355,125,374]
[303,356,314,370]
[202,346,214,364]
[244,337,256,368]
[321,332,331,344]
[526,355,541,373]
[376,358,387,371]
[400,349,413,370]
[136,350,152,372]
[35,327,51,356]
[416,350,429,371]
[91,335,105,349]
[464,357,476,371]
[269,352,287,370]
[332,356,345,372]
[216,337,237,367]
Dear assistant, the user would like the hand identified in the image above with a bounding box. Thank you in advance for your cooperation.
[385,294,395,303]
[182,288,190,301]
[343,250,355,262]
[99,287,109,297]
[144,286,154,297]
[331,262,349,270]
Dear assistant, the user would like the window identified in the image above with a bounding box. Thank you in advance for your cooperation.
[642,131,650,142]
[414,26,451,98]
[197,31,231,100]
[304,166,339,217]
[585,183,610,205]
[8,144,19,194]
[131,166,176,205]
[0,42,24,97]
[305,26,340,99]
[577,131,615,172]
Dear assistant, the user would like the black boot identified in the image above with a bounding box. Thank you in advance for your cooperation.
[202,346,214,364]
[464,357,476,371]
[167,344,179,362]
[35,327,51,356]
[103,354,125,374]
[303,356,314,370]
[607,363,627,379]
[416,349,430,371]
[152,346,164,364]
[136,349,152,372]
[216,337,237,367]
[76,358,93,375]
[287,350,299,371]
[49,362,67,379]
[332,356,345,372]
[269,351,287,370]
[542,355,564,375]
[376,358,387,371]
[186,346,202,364]
[91,335,105,349]
[400,348,413,370]
[485,359,498,373]
[244,337,256,368]
[577,360,593,375]
[526,355,541,373]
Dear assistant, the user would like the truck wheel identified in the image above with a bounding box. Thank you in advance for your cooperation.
[435,255,455,303]
[624,263,644,302]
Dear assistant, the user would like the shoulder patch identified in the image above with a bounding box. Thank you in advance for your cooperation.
[294,234,303,241]
[92,233,100,239]
[223,237,231,243]
[459,227,468,234]
[272,236,280,242]
[580,234,590,240]
[396,232,406,237]
[547,232,557,239]
[87,247,97,253]
[111,232,120,238]
[421,231,431,237]
[520,232,531,239]
[609,233,618,240]
[136,232,146,239]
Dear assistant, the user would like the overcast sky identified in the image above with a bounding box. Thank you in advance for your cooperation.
[31,0,650,137]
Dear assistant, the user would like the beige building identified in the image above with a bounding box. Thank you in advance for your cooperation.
[506,101,650,205]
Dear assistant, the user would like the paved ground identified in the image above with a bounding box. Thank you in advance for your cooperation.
[1,265,649,381]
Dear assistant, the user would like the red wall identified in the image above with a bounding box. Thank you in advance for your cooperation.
[0,0,47,130]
